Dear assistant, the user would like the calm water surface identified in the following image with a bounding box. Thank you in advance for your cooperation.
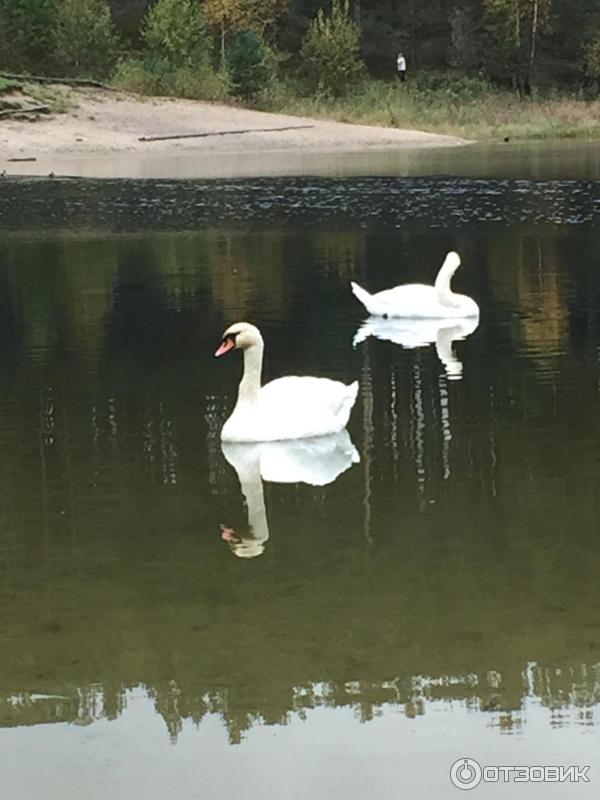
[1,147,600,798]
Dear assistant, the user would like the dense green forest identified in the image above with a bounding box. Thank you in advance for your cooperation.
[3,0,600,137]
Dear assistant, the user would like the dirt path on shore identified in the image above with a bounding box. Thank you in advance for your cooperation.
[0,87,467,178]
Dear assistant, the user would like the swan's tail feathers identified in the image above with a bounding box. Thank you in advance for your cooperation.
[336,380,359,430]
[351,282,373,313]
[352,329,366,348]
[346,381,358,417]
[347,380,359,408]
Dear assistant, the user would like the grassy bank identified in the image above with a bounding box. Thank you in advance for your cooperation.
[0,74,71,117]
[5,65,600,142]
[4,0,600,143]
[254,75,600,141]
[112,64,600,141]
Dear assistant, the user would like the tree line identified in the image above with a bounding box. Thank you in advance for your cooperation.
[1,0,600,101]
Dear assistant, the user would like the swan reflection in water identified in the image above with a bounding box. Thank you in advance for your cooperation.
[353,316,479,379]
[220,429,360,558]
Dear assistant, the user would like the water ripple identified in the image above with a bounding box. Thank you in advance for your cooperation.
[2,176,600,230]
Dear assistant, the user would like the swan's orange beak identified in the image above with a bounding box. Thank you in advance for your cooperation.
[220,525,240,543]
[214,337,235,357]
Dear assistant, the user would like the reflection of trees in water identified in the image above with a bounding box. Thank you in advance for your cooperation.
[485,233,570,390]
[361,345,468,505]
[2,662,600,742]
[0,685,126,729]
[517,238,569,361]
[2,226,600,746]
[208,231,288,321]
[314,231,365,282]
[142,403,178,485]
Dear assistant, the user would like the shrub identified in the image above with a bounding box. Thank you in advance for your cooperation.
[406,69,491,102]
[114,57,230,102]
[114,0,227,101]
[113,0,225,101]
[0,0,57,73]
[583,31,600,81]
[0,6,7,66]
[113,56,159,93]
[142,0,212,70]
[169,65,230,101]
[226,30,272,100]
[53,0,120,79]
[301,0,365,95]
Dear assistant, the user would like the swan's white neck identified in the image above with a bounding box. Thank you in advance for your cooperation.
[226,451,269,557]
[236,341,264,407]
[239,469,269,551]
[434,255,461,308]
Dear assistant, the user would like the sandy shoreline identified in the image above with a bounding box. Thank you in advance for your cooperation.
[0,88,467,179]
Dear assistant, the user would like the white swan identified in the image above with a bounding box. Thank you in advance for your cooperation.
[350,251,479,319]
[221,431,360,558]
[352,316,479,379]
[215,322,359,443]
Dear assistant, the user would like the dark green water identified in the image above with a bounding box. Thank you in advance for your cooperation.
[1,163,600,798]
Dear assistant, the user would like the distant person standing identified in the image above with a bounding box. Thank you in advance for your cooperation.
[397,52,406,82]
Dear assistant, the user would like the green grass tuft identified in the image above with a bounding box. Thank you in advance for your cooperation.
[0,75,22,93]
[255,73,600,141]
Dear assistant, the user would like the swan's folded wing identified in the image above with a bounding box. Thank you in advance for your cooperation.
[259,376,352,413]
[371,284,437,315]
[258,377,357,438]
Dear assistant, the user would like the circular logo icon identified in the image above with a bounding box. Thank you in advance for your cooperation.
[450,758,482,790]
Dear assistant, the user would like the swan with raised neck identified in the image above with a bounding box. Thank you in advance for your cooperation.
[350,251,479,319]
[215,322,359,443]
[215,322,264,408]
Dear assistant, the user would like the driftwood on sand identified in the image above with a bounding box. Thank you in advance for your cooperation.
[0,73,116,91]
[138,124,315,142]
[0,105,50,118]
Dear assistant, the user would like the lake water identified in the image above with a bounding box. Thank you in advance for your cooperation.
[1,146,600,798]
